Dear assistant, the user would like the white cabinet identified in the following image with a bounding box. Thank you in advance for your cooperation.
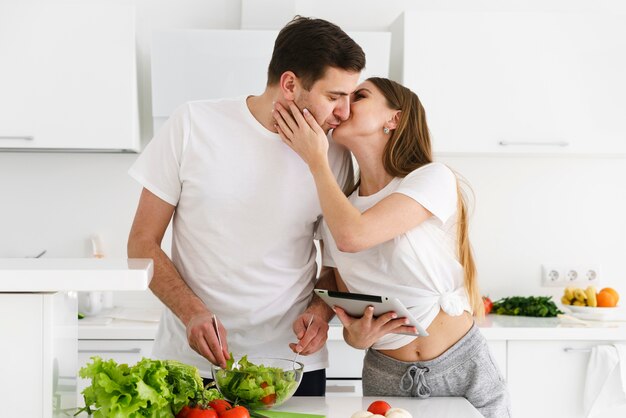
[77,339,154,407]
[326,339,365,379]
[0,0,139,152]
[326,339,365,397]
[390,11,626,155]
[0,292,76,418]
[150,30,391,133]
[507,340,607,418]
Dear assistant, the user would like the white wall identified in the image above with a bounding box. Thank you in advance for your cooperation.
[441,155,626,299]
[1,0,624,305]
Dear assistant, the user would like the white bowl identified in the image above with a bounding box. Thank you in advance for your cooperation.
[565,305,623,320]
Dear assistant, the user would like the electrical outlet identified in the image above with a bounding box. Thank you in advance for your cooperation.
[542,264,566,287]
[567,265,601,285]
[566,269,578,282]
[584,266,600,284]
[542,264,600,287]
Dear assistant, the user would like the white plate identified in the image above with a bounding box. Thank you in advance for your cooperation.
[565,305,623,320]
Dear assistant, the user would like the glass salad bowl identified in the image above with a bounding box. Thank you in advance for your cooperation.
[211,356,303,410]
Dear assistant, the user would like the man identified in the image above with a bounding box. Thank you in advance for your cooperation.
[127,16,365,395]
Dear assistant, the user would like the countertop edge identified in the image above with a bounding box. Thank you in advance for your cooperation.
[79,318,626,341]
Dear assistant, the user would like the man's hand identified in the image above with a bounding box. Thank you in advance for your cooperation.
[289,312,329,356]
[335,306,417,349]
[186,311,230,368]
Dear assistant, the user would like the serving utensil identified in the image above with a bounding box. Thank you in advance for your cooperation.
[212,313,233,368]
[212,314,223,350]
[292,315,314,369]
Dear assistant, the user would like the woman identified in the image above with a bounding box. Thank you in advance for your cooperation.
[272,77,511,417]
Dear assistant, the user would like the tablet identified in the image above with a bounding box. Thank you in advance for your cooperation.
[315,289,428,337]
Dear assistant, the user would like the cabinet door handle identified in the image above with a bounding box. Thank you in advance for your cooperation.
[0,136,34,140]
[79,348,142,354]
[499,140,569,147]
[563,347,591,353]
[326,384,359,393]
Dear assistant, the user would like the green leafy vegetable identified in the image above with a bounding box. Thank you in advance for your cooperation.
[77,356,222,417]
[492,296,563,317]
[214,355,299,409]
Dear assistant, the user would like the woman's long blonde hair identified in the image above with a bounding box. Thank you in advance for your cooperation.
[365,77,484,318]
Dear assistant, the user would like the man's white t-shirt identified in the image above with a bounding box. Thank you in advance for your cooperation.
[322,162,472,350]
[129,97,352,376]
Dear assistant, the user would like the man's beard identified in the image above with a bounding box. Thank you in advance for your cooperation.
[293,95,332,134]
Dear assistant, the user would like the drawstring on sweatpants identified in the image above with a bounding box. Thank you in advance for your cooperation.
[400,365,431,398]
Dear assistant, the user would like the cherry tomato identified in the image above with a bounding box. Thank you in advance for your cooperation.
[260,393,277,406]
[219,405,250,418]
[367,400,391,415]
[483,296,493,315]
[176,405,193,418]
[208,399,231,414]
[181,407,217,418]
[258,381,276,405]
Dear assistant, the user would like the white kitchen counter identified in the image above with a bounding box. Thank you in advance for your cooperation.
[273,396,481,417]
[79,312,626,340]
[79,318,160,339]
[78,306,162,339]
[476,313,626,340]
[73,396,480,417]
[0,258,153,291]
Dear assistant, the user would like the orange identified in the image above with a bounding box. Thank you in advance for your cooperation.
[601,287,620,305]
[596,290,617,308]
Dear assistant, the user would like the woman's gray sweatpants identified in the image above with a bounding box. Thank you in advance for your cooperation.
[362,324,512,418]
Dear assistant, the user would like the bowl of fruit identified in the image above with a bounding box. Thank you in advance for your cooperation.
[211,356,303,410]
[561,286,621,319]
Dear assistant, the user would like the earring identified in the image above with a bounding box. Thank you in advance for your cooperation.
[383,127,390,134]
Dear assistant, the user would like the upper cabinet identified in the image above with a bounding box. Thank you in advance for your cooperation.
[390,11,626,155]
[150,30,391,133]
[0,0,139,152]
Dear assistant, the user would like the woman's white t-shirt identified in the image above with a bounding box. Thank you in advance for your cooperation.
[322,162,472,350]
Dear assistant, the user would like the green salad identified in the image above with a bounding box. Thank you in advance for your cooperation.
[213,355,300,408]
[78,356,222,417]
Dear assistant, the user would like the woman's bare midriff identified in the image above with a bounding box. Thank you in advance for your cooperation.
[377,309,474,362]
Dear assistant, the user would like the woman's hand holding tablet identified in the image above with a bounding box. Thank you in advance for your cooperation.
[315,289,429,337]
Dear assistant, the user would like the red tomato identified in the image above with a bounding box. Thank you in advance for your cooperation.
[219,405,250,418]
[483,296,493,315]
[367,400,391,415]
[208,400,231,414]
[260,393,277,406]
[186,407,218,418]
[259,381,276,405]
[176,405,193,418]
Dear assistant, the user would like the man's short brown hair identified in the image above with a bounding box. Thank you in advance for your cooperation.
[267,16,366,90]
